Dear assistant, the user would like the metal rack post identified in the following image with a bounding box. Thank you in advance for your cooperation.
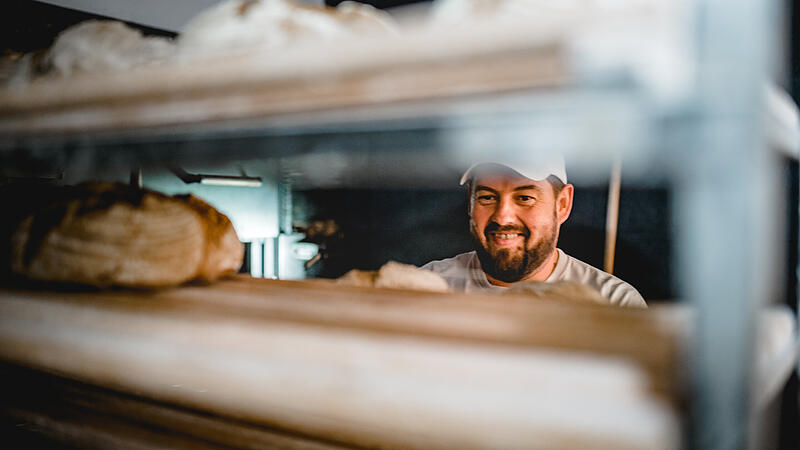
[681,0,781,448]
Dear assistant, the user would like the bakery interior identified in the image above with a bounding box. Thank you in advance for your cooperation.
[0,0,798,448]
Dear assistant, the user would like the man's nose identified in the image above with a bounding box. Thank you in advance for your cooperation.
[491,197,517,225]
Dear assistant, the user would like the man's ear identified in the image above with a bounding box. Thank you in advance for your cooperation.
[556,184,574,225]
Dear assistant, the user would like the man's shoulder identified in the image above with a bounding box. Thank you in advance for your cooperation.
[421,251,476,273]
[555,251,647,308]
[420,251,485,292]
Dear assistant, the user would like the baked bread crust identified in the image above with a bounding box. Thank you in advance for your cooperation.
[175,193,245,283]
[9,182,243,288]
[337,261,452,293]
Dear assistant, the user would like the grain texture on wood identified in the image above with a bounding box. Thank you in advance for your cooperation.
[0,363,346,450]
[0,276,682,449]
[0,23,566,137]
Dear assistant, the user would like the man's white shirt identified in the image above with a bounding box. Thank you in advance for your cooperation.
[421,249,647,308]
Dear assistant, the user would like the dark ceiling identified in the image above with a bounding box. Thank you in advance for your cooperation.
[2,1,176,53]
[2,1,431,54]
[325,0,430,8]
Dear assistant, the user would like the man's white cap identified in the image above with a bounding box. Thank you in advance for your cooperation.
[459,153,567,185]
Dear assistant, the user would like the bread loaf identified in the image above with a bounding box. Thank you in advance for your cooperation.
[45,20,175,77]
[177,0,397,59]
[337,261,451,293]
[9,182,243,288]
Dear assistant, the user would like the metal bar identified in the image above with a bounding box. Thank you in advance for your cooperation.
[278,166,293,236]
[681,0,780,448]
[129,167,142,188]
[168,166,262,187]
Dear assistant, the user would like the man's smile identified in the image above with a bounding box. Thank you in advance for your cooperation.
[486,228,527,247]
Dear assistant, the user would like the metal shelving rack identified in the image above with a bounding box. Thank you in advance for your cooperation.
[0,0,797,448]
[676,1,790,447]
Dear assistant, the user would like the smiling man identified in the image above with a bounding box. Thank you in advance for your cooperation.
[421,156,646,307]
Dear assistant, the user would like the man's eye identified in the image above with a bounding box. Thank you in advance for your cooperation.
[476,195,496,204]
[517,195,536,204]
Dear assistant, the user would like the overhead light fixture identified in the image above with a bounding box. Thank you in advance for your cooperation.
[170,167,262,187]
[198,176,263,187]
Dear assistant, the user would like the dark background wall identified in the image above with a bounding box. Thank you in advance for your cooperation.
[780,2,799,448]
[296,180,673,300]
[325,0,430,8]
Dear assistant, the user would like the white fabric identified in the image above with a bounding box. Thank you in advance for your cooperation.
[422,248,647,308]
[459,154,567,185]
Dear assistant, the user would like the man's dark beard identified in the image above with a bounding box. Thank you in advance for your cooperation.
[472,221,557,283]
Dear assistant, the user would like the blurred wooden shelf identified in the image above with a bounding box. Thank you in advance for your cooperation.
[0,275,683,449]
[0,25,568,141]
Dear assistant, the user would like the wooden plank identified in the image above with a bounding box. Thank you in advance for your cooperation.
[0,275,681,396]
[0,277,682,449]
[0,49,565,136]
[0,24,567,137]
[604,156,622,273]
[0,363,347,450]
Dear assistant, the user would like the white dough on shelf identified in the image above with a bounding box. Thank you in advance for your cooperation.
[177,0,397,60]
[45,20,175,77]
[336,261,452,293]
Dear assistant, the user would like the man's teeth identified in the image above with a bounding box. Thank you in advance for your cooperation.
[495,233,519,239]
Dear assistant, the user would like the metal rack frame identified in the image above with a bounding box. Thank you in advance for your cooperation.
[0,1,796,448]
